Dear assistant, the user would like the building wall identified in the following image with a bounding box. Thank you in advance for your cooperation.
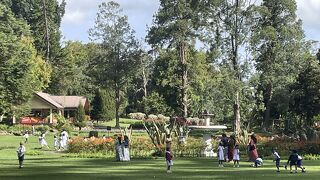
[30,95,56,109]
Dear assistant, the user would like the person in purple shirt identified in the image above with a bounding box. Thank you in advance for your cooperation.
[165,147,173,173]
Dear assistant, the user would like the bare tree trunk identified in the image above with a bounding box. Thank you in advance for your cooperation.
[234,92,241,135]
[263,84,272,130]
[42,0,50,61]
[115,83,120,128]
[142,64,147,97]
[232,0,241,136]
[179,42,188,117]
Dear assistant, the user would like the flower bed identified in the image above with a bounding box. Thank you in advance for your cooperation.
[67,135,207,158]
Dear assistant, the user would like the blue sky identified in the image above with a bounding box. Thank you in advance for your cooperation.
[60,0,320,49]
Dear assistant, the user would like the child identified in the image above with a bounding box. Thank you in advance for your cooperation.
[165,147,173,173]
[39,133,49,149]
[233,144,240,167]
[297,155,306,173]
[272,148,281,172]
[54,135,59,151]
[285,150,298,173]
[23,132,29,144]
[218,141,224,167]
[17,142,26,168]
[254,156,263,167]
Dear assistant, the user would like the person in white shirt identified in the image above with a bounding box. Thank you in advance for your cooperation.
[272,148,281,172]
[254,156,263,167]
[233,144,240,167]
[54,135,60,151]
[39,133,49,149]
[23,132,29,144]
[17,142,26,168]
[217,141,225,167]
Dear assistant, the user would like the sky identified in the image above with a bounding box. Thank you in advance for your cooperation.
[60,0,320,49]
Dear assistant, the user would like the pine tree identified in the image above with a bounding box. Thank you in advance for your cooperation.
[91,89,115,123]
[89,1,142,128]
[75,104,86,131]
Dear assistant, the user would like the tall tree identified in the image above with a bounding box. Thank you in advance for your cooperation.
[290,57,320,127]
[49,41,95,97]
[147,0,201,117]
[202,0,255,134]
[3,0,66,61]
[89,1,142,128]
[75,104,86,131]
[91,89,115,123]
[250,0,305,129]
[0,4,51,118]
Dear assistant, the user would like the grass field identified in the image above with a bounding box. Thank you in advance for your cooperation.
[1,134,319,180]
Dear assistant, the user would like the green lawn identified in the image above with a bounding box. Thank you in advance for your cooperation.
[1,134,320,180]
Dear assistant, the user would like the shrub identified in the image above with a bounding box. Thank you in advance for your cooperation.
[68,136,114,153]
[0,124,8,131]
[89,131,98,138]
[171,137,207,157]
[304,154,320,160]
[128,112,146,120]
[35,125,51,133]
[8,124,32,135]
[157,114,169,122]
[147,114,158,120]
[131,121,144,129]
[187,118,200,125]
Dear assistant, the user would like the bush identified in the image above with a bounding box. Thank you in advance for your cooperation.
[35,125,51,133]
[8,124,32,135]
[89,131,98,138]
[157,114,169,122]
[131,121,144,129]
[304,154,320,160]
[128,112,146,120]
[68,136,114,153]
[0,124,8,131]
[147,114,158,120]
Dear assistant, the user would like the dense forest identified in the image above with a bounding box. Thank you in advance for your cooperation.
[0,0,319,133]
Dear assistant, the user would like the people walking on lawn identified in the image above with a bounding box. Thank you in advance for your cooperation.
[218,141,225,167]
[39,133,49,149]
[115,135,123,161]
[165,147,173,173]
[285,150,306,173]
[23,131,29,144]
[54,135,60,151]
[60,130,69,149]
[233,144,240,167]
[248,134,259,162]
[272,148,281,172]
[285,149,298,173]
[123,135,130,161]
[17,142,26,168]
[297,155,306,172]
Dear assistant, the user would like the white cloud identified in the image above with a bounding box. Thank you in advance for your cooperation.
[60,0,320,42]
[296,0,320,41]
[63,10,86,25]
[61,0,159,42]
